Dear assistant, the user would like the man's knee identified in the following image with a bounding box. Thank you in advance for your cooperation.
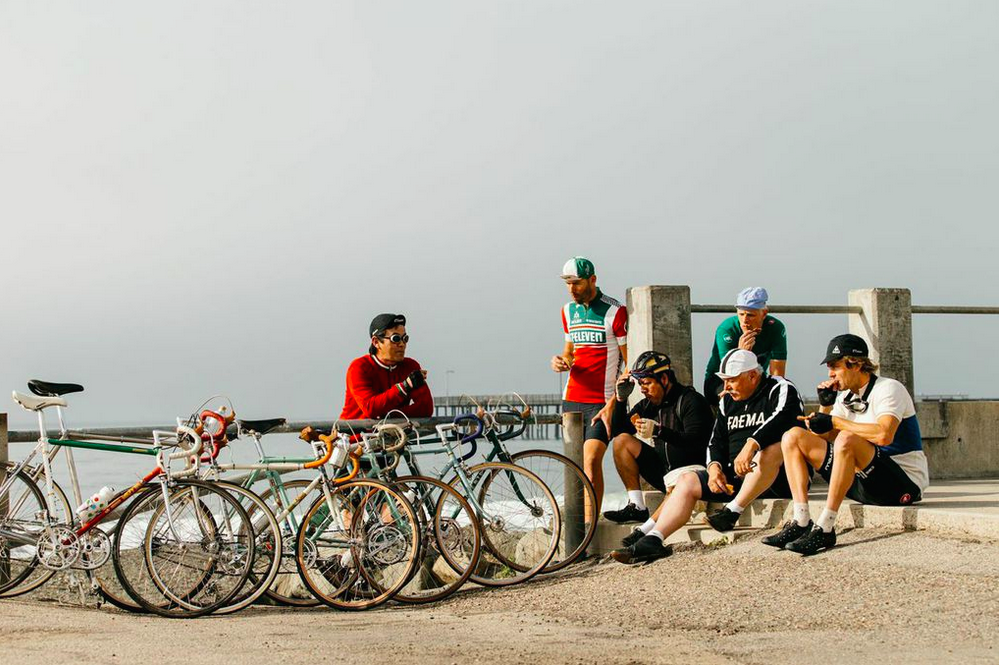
[671,472,701,499]
[833,431,864,457]
[611,434,642,458]
[781,426,811,450]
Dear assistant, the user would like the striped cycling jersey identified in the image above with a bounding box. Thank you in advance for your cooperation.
[561,289,628,403]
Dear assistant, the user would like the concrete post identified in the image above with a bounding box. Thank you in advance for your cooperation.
[848,289,915,396]
[626,286,693,386]
[561,411,585,554]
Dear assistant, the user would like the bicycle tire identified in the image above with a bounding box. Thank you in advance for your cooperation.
[0,465,51,595]
[112,481,255,618]
[450,462,560,587]
[391,475,481,604]
[255,477,323,607]
[295,479,419,611]
[204,480,282,615]
[510,450,596,571]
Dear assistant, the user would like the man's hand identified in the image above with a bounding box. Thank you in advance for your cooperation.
[551,355,571,372]
[737,329,760,351]
[799,412,834,434]
[707,464,732,495]
[615,373,635,402]
[401,369,427,393]
[633,418,657,440]
[590,402,613,434]
[734,439,760,477]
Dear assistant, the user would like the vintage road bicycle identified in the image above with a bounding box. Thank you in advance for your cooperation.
[1,381,257,618]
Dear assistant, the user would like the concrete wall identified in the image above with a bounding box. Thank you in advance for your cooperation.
[919,400,999,479]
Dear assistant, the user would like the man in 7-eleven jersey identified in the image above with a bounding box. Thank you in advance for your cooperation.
[551,256,628,519]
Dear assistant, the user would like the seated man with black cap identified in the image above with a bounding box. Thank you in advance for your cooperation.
[340,313,433,421]
[601,351,713,528]
[611,349,803,564]
[766,334,928,556]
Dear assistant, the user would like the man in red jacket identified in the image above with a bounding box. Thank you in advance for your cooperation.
[339,313,434,421]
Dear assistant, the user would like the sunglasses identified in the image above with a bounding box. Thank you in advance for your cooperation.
[376,333,409,344]
[842,393,869,414]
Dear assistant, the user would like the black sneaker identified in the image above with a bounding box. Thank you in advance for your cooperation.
[603,503,650,524]
[621,528,645,548]
[762,520,813,549]
[706,507,741,532]
[610,535,672,564]
[785,525,837,556]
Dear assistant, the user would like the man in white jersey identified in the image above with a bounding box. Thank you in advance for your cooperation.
[763,333,929,555]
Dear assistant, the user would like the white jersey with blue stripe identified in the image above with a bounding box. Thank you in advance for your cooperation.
[832,375,929,490]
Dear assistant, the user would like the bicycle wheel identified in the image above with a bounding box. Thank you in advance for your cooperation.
[112,481,255,618]
[0,465,50,595]
[255,477,322,607]
[452,462,560,587]
[295,479,419,611]
[206,480,281,615]
[391,475,480,604]
[510,450,596,572]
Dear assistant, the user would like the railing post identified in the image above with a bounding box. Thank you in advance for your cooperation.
[848,288,915,396]
[561,411,585,554]
[626,285,693,386]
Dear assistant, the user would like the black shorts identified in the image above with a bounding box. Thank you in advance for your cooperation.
[634,445,667,493]
[694,463,800,503]
[562,400,610,444]
[818,443,922,506]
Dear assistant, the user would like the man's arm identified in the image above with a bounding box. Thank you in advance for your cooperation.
[346,362,409,419]
[769,359,787,377]
[831,414,901,447]
[751,380,802,448]
[608,396,636,438]
[707,409,729,469]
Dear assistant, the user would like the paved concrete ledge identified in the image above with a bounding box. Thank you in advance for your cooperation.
[592,479,999,554]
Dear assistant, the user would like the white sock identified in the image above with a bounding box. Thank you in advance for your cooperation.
[793,503,811,527]
[817,508,837,533]
[724,500,744,514]
[627,490,647,510]
[648,529,665,541]
[639,518,656,535]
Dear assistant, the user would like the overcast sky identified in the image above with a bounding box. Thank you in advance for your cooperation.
[2,2,997,430]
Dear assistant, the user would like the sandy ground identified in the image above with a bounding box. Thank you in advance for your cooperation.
[2,528,997,665]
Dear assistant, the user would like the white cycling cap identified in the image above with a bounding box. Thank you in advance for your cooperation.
[715,349,760,379]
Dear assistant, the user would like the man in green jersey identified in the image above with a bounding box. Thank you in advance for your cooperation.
[703,287,788,399]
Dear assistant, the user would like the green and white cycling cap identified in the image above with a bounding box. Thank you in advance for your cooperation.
[560,256,595,281]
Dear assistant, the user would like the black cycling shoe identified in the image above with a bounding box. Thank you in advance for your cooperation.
[610,535,672,564]
[762,520,813,549]
[785,525,837,556]
[706,507,741,532]
[621,528,645,548]
[603,503,650,524]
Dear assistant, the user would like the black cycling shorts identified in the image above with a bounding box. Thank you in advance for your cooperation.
[634,444,667,494]
[818,442,922,506]
[694,462,800,503]
[562,400,610,444]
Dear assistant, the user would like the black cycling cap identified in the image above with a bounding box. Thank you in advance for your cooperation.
[821,333,869,365]
[370,313,406,338]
